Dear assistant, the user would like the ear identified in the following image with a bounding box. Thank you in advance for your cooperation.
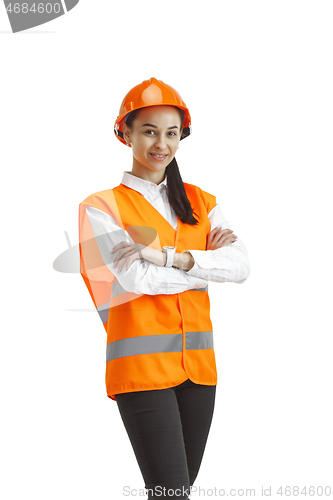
[122,121,131,146]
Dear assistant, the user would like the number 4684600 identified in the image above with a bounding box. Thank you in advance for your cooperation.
[6,3,61,14]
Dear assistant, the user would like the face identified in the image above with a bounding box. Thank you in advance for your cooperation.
[122,105,183,175]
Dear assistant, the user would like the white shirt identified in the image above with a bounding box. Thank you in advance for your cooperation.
[84,171,250,295]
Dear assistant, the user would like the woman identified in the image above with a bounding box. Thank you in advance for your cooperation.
[78,77,250,499]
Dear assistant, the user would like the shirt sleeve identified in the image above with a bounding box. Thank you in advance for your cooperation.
[183,202,250,284]
[85,205,209,295]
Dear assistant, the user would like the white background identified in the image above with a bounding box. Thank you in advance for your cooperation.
[1,1,332,499]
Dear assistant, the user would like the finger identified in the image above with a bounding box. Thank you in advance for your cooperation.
[112,242,125,253]
[221,232,237,244]
[216,235,231,246]
[126,256,134,271]
[215,234,238,248]
[122,255,134,271]
[210,227,224,235]
[112,246,136,265]
[213,228,233,239]
[224,235,237,245]
[214,231,226,242]
[208,227,222,238]
[211,228,222,240]
[118,259,125,272]
[207,229,215,240]
[213,229,232,243]
[112,241,131,254]
[117,252,138,272]
[117,255,128,272]
[121,253,138,272]
[112,251,122,265]
[112,251,128,266]
[112,258,119,269]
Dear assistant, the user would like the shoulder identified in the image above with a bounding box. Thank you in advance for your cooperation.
[183,182,217,211]
[80,184,123,206]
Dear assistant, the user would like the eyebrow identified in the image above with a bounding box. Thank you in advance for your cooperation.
[141,123,179,129]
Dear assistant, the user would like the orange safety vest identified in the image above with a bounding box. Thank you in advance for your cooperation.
[79,182,218,401]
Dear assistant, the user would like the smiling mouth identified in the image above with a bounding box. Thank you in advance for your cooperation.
[149,153,168,158]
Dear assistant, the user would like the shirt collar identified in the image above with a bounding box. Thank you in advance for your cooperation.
[121,171,167,197]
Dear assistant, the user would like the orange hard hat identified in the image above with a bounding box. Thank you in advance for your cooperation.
[114,77,192,146]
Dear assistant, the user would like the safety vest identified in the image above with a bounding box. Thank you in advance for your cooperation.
[79,182,218,401]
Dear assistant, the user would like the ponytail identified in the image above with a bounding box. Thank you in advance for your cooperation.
[165,157,199,225]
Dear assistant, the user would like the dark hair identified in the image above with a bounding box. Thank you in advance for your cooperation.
[125,107,199,225]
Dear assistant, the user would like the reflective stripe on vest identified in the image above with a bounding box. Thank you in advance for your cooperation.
[106,331,213,362]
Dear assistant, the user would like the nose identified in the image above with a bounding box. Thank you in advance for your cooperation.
[154,135,167,150]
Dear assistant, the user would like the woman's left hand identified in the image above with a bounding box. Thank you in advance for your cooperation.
[111,241,146,272]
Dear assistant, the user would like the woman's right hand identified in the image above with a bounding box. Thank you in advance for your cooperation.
[206,227,237,251]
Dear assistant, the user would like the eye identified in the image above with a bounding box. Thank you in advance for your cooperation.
[143,129,177,137]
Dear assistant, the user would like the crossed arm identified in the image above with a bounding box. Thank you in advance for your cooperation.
[84,203,250,295]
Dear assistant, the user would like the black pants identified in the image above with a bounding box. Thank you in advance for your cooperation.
[115,378,216,499]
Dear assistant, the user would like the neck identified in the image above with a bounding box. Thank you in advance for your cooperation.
[130,160,166,185]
